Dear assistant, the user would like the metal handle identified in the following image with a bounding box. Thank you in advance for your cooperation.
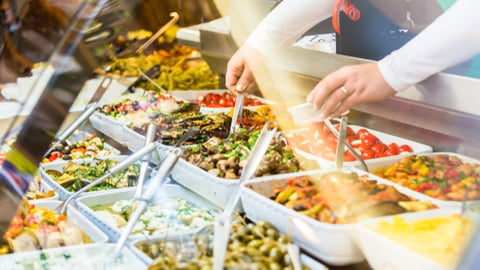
[324,119,369,172]
[133,123,157,198]
[335,116,348,170]
[229,93,244,135]
[136,12,179,54]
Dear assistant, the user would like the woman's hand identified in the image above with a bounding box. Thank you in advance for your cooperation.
[225,44,260,94]
[306,62,397,119]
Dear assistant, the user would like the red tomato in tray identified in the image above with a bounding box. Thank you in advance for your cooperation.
[288,122,416,162]
[196,92,265,108]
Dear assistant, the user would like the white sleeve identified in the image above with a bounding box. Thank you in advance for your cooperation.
[378,0,480,91]
[245,0,336,57]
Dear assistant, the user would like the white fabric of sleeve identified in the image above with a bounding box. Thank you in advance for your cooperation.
[245,0,335,57]
[378,0,480,91]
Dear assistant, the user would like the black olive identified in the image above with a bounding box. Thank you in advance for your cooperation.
[149,114,160,119]
[122,110,129,115]
[293,204,307,211]
[150,97,157,103]
[132,100,139,106]
[62,155,72,160]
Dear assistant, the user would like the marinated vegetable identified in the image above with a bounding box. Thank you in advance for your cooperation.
[1,200,91,254]
[99,91,183,126]
[92,198,215,237]
[374,154,480,201]
[286,123,414,162]
[182,129,301,179]
[142,217,310,270]
[370,214,475,267]
[46,158,139,192]
[267,172,436,224]
[42,133,116,163]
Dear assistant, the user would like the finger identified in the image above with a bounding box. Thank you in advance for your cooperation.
[234,64,253,93]
[307,71,347,109]
[318,87,350,119]
[225,66,241,93]
[329,95,356,118]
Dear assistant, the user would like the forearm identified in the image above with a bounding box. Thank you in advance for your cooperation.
[379,0,480,91]
[245,0,335,57]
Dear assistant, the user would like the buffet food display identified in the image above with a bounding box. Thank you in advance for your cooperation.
[1,16,478,270]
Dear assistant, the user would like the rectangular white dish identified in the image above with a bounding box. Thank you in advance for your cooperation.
[168,89,273,114]
[89,111,129,145]
[289,125,433,169]
[0,243,145,270]
[130,234,328,270]
[355,208,465,270]
[39,155,140,200]
[75,185,218,241]
[240,169,439,266]
[356,152,480,209]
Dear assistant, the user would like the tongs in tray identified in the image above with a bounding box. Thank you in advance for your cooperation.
[107,129,197,264]
[229,93,245,135]
[213,120,278,270]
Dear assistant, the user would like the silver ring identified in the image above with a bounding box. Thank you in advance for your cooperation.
[340,86,349,96]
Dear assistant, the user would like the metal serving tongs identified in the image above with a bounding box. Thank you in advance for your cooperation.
[324,116,369,172]
[229,93,245,135]
[213,120,279,270]
[106,130,197,267]
[55,140,162,215]
[133,123,157,198]
[44,76,113,157]
[136,12,179,54]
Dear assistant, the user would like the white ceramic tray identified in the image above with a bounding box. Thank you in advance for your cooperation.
[0,243,145,270]
[356,152,480,209]
[355,208,464,270]
[240,169,439,266]
[168,89,273,114]
[289,125,433,169]
[75,185,218,242]
[43,130,120,163]
[28,200,109,244]
[169,158,240,209]
[39,155,139,200]
[89,111,129,145]
[130,234,328,269]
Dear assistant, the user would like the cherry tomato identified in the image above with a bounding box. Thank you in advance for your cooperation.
[356,128,370,139]
[371,144,387,154]
[361,134,378,150]
[361,149,376,160]
[398,144,413,153]
[383,149,395,157]
[387,143,399,155]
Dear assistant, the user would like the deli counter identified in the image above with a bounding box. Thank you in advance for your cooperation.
[0,0,480,269]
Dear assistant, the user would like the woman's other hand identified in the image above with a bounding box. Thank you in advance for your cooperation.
[306,62,396,119]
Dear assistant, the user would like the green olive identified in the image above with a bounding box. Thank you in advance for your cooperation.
[246,223,256,233]
[259,243,276,255]
[247,239,264,249]
[270,262,283,270]
[236,224,248,235]
[278,235,290,245]
[252,261,268,270]
[257,220,275,230]
[266,228,278,238]
[246,247,263,257]
[269,247,284,262]
[284,254,292,265]
[252,224,266,238]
